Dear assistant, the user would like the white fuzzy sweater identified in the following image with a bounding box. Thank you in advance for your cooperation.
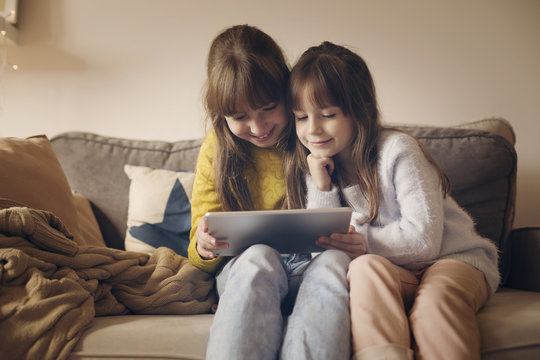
[306,130,500,294]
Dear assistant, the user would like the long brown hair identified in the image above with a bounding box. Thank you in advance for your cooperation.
[204,25,291,211]
[285,41,449,222]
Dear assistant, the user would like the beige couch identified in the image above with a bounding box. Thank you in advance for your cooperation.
[44,118,538,359]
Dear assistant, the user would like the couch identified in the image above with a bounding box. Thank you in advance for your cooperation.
[2,117,539,359]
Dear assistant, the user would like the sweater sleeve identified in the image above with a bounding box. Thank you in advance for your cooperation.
[305,175,342,209]
[349,133,446,266]
[188,131,226,273]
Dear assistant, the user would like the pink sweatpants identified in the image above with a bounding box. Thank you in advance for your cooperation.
[347,255,489,360]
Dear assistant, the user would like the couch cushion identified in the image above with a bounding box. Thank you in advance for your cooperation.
[478,288,540,359]
[51,132,202,250]
[69,288,540,360]
[396,118,516,284]
[0,135,83,243]
[72,191,106,247]
[68,314,213,360]
[453,118,515,145]
[124,165,195,257]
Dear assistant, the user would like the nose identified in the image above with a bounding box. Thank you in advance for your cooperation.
[249,113,267,136]
[307,117,320,134]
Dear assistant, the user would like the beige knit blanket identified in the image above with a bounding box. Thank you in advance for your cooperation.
[0,199,217,360]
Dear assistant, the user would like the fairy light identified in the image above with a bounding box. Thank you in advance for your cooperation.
[0,9,18,126]
[0,10,18,73]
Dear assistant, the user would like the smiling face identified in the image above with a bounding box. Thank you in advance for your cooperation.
[224,101,288,148]
[293,98,355,161]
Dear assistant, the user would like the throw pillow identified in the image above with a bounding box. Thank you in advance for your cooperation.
[0,135,82,242]
[72,191,106,247]
[124,165,195,257]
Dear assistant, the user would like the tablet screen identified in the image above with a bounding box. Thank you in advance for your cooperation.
[206,207,353,256]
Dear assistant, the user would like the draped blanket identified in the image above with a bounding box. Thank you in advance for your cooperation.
[0,199,216,360]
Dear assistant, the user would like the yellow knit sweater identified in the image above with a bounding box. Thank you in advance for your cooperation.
[188,130,286,273]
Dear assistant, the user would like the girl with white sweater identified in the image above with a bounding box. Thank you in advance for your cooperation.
[285,41,499,360]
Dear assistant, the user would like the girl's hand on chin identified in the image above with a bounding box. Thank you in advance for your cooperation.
[307,154,334,191]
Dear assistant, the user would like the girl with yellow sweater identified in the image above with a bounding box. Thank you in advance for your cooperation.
[188,25,351,360]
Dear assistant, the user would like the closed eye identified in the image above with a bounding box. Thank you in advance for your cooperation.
[322,113,336,118]
[234,115,246,120]
[295,114,308,121]
[263,104,277,111]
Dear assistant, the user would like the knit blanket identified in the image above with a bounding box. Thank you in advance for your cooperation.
[0,199,217,360]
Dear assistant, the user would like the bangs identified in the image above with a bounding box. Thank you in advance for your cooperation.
[289,55,347,113]
[290,75,333,112]
[210,58,285,116]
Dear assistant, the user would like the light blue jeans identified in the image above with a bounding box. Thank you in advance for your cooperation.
[205,244,351,360]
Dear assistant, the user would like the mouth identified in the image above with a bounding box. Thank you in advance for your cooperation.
[250,127,275,141]
[309,139,332,147]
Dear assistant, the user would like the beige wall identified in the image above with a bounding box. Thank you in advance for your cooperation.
[2,0,539,227]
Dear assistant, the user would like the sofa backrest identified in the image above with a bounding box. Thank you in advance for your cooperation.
[50,133,202,250]
[50,117,516,283]
[398,119,516,283]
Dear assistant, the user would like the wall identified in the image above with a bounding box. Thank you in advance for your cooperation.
[1,0,539,227]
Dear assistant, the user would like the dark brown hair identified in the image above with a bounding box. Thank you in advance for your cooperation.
[204,25,291,211]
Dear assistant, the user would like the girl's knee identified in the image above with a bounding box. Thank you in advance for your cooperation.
[235,244,283,271]
[241,243,280,259]
[349,254,392,275]
[313,249,350,268]
[226,244,287,294]
[302,251,350,297]
[348,255,404,288]
[416,260,488,309]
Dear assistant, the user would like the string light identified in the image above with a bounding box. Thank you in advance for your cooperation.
[0,10,18,72]
[0,8,18,125]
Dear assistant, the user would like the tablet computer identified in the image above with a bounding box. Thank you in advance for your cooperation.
[205,207,353,256]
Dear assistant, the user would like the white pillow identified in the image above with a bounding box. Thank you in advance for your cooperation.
[124,165,195,257]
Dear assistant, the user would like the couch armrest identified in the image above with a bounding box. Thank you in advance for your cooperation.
[506,227,540,292]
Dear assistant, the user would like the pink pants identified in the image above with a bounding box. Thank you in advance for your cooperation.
[348,255,489,360]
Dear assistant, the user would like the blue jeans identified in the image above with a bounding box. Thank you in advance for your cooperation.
[205,244,351,360]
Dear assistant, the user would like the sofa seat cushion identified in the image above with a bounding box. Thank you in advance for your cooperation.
[68,289,540,360]
[68,314,213,360]
[478,288,540,359]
